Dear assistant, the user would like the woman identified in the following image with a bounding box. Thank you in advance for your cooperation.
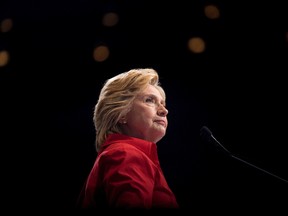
[77,68,179,209]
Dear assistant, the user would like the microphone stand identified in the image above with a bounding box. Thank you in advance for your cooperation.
[230,154,288,184]
[200,126,288,184]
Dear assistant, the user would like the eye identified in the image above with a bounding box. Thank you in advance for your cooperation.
[145,96,156,104]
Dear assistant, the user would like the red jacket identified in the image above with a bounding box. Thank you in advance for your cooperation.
[78,133,179,209]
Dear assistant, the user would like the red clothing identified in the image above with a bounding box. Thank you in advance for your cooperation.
[78,133,179,209]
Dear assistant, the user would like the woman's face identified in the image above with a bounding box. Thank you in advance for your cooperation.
[121,84,168,143]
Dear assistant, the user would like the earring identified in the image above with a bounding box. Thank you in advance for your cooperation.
[119,119,127,124]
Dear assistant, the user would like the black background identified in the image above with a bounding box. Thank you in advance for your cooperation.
[1,0,288,211]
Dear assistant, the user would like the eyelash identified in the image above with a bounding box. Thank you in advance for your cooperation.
[145,97,156,104]
[144,97,166,107]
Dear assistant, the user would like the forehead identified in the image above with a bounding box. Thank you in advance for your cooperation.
[140,85,163,98]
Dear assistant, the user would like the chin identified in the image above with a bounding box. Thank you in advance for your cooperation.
[155,133,166,142]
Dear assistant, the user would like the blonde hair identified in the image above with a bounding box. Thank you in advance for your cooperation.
[93,68,165,152]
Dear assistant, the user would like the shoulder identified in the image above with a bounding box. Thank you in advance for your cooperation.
[98,142,149,163]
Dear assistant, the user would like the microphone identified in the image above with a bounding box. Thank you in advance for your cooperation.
[200,126,288,184]
[200,126,231,156]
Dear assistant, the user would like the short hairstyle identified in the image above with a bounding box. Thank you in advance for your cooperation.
[93,68,165,152]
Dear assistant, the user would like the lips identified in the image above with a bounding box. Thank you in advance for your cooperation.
[154,120,167,128]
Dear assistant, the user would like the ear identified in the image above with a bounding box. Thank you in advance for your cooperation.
[119,117,127,124]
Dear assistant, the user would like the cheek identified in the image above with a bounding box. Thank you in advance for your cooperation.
[127,105,155,122]
[132,113,147,124]
[128,110,152,124]
[126,110,142,123]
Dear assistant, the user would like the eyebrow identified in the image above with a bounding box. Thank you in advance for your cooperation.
[140,93,166,106]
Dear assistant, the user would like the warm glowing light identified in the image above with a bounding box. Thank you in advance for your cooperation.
[0,50,10,67]
[102,12,119,27]
[93,45,110,62]
[204,5,220,19]
[188,37,206,53]
[0,18,13,33]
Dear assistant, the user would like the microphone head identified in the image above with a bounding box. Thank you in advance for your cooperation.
[200,126,212,140]
[200,126,231,155]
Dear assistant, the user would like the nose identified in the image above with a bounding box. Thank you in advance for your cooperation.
[157,104,168,116]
